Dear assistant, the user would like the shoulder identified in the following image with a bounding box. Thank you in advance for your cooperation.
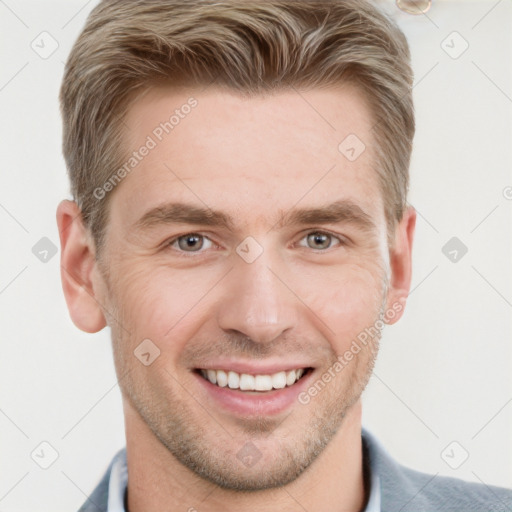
[77,449,126,512]
[362,429,512,512]
[382,461,512,512]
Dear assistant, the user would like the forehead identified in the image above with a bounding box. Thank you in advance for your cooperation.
[110,84,384,232]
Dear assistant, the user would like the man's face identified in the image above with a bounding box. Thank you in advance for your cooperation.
[98,84,392,490]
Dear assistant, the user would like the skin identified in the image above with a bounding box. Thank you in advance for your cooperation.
[57,83,415,512]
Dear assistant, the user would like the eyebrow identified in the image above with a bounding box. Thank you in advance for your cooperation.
[134,203,235,231]
[133,199,376,233]
[277,200,376,232]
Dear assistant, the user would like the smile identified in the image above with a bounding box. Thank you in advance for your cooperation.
[193,364,315,416]
[197,368,309,392]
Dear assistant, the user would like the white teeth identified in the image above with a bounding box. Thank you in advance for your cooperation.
[239,373,255,390]
[216,370,228,387]
[286,370,297,386]
[272,371,287,389]
[255,375,273,391]
[200,368,307,391]
[206,369,217,384]
[227,371,239,389]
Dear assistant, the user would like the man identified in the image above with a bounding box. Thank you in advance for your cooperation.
[56,1,512,511]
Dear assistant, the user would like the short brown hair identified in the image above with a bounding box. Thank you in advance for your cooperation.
[60,0,414,253]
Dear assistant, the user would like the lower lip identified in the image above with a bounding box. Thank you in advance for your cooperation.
[194,369,314,417]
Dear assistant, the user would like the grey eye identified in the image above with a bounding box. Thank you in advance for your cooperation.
[175,234,206,251]
[306,232,333,250]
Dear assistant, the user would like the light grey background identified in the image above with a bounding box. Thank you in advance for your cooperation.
[0,1,511,510]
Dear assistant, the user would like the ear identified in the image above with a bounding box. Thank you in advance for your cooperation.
[56,200,107,333]
[384,205,416,325]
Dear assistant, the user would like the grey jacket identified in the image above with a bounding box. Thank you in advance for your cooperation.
[78,430,512,511]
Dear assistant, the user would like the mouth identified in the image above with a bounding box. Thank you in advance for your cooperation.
[195,367,312,392]
[193,366,314,416]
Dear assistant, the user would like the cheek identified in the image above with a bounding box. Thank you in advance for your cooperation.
[301,262,385,351]
[113,261,222,346]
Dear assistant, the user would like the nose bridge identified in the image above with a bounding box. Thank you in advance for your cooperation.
[216,248,297,343]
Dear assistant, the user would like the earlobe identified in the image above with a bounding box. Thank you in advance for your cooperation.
[56,200,107,333]
[384,206,416,325]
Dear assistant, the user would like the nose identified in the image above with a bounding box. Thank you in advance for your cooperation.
[216,251,298,344]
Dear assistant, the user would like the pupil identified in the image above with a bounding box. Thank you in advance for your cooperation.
[310,233,329,249]
[179,234,203,251]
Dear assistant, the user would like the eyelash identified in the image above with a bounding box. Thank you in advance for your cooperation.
[165,230,347,257]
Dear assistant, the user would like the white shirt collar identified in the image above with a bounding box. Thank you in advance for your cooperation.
[107,449,128,512]
[365,470,381,512]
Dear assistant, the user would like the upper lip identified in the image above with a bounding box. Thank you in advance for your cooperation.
[194,360,313,375]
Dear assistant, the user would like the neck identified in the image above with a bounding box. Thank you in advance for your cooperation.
[124,400,365,512]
